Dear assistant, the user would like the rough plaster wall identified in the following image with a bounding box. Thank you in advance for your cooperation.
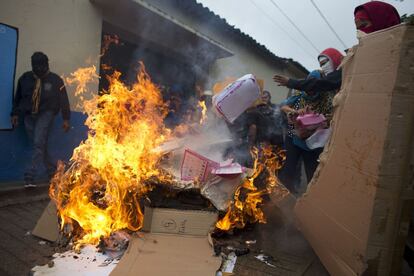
[0,0,102,112]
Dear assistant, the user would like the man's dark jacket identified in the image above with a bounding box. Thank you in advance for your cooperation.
[12,72,70,120]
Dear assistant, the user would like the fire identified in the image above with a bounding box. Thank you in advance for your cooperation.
[65,66,99,97]
[216,146,287,231]
[50,63,172,248]
[100,34,120,57]
[198,100,207,125]
[64,66,100,110]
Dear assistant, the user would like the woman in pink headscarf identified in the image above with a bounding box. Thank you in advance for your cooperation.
[354,1,401,34]
[274,48,344,93]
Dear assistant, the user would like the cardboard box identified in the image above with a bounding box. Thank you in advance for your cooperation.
[110,233,221,276]
[142,207,218,236]
[115,207,221,275]
[294,24,414,276]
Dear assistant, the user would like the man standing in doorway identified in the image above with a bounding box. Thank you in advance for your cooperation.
[11,52,71,188]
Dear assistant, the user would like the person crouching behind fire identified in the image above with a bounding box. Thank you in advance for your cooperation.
[11,52,71,188]
[278,70,334,195]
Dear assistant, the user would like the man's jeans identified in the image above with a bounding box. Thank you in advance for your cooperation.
[24,111,56,182]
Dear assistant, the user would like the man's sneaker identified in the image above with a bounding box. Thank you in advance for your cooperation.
[24,182,37,188]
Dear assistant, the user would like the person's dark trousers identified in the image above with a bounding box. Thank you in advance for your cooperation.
[24,111,56,183]
[279,136,323,194]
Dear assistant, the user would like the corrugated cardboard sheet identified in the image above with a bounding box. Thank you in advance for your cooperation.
[295,24,414,276]
[142,207,218,236]
[32,201,59,242]
[110,233,221,276]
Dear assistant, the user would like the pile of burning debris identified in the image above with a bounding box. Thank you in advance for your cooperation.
[33,63,289,275]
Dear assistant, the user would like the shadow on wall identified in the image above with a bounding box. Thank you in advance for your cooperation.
[0,111,87,183]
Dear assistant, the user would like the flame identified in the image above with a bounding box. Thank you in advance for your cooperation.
[50,63,173,248]
[65,66,99,97]
[215,146,287,231]
[198,100,207,125]
[100,34,120,57]
[65,66,100,110]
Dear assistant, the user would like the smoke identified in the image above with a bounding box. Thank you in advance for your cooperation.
[186,115,232,159]
[160,112,234,179]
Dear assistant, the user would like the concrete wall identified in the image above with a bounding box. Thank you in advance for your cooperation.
[0,0,102,110]
[142,0,307,103]
[0,0,102,183]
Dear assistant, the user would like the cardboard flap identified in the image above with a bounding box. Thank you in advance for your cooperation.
[110,233,221,276]
[142,207,218,236]
[32,201,60,242]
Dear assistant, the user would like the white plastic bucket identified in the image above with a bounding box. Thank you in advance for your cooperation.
[212,74,260,123]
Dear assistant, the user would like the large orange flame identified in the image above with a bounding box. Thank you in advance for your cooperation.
[50,63,172,248]
[216,146,287,231]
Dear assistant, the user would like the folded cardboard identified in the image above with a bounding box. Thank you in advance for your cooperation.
[295,24,414,276]
[110,233,221,276]
[142,207,218,236]
[32,201,60,242]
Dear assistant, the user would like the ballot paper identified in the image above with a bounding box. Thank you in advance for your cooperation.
[180,149,218,182]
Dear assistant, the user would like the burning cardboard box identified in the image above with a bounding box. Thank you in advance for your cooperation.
[31,63,289,275]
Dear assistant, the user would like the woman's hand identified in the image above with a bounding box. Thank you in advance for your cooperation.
[273,75,289,86]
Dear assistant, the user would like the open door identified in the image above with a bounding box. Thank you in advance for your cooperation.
[295,24,414,276]
[0,23,18,130]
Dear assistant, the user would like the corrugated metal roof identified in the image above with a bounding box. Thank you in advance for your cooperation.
[175,0,309,75]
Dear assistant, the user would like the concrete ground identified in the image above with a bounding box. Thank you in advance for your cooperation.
[0,184,412,276]
[0,186,55,276]
[216,198,330,276]
[0,183,328,276]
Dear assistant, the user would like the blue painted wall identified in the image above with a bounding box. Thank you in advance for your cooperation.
[0,111,88,183]
[0,23,18,130]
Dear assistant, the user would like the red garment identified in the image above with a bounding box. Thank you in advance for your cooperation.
[355,9,370,21]
[318,48,344,70]
[354,1,401,33]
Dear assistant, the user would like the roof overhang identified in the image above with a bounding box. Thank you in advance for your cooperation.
[90,0,233,64]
